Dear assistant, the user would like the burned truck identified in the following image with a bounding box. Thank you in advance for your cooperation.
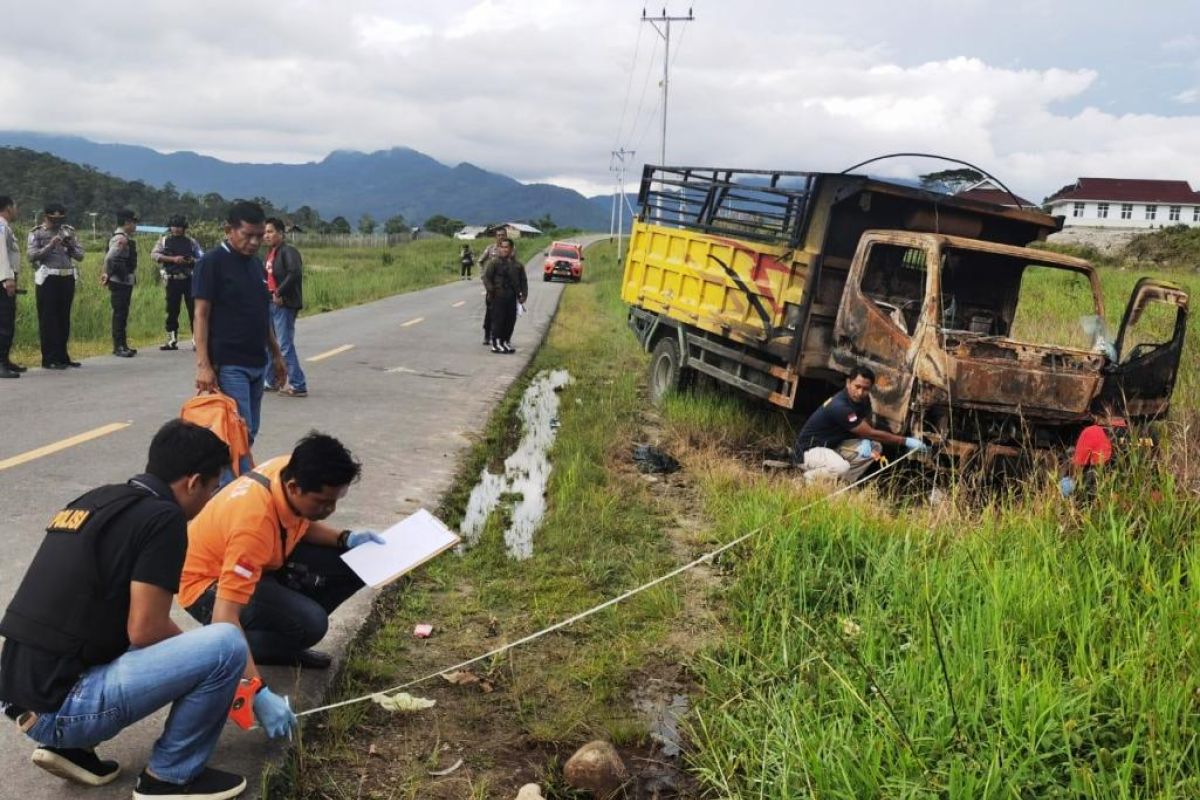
[621,165,1189,460]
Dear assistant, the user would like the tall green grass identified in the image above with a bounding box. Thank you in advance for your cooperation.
[686,467,1199,798]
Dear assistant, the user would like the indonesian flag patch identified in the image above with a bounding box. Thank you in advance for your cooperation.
[232,558,256,579]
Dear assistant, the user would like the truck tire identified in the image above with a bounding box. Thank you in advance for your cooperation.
[649,337,692,403]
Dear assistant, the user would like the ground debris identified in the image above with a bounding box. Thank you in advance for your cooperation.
[564,740,631,799]
[632,444,680,474]
[370,691,437,712]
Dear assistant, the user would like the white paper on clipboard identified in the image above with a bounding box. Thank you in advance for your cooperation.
[340,508,461,588]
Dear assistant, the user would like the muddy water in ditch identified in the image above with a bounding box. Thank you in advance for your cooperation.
[461,369,571,559]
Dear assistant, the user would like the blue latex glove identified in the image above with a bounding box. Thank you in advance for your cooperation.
[1059,476,1076,497]
[253,687,297,739]
[855,439,875,459]
[904,436,928,453]
[346,530,386,549]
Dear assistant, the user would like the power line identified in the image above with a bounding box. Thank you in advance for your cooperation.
[624,31,661,152]
[612,23,645,150]
[641,5,695,167]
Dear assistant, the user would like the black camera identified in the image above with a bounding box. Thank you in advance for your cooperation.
[280,561,326,592]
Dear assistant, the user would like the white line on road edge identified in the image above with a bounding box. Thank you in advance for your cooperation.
[0,422,132,472]
[307,344,355,363]
[401,317,425,327]
[293,451,916,721]
[451,301,466,308]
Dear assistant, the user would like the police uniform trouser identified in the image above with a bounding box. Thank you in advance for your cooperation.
[36,274,75,365]
[482,296,492,339]
[0,290,14,364]
[109,283,133,349]
[184,542,364,663]
[164,276,194,334]
[491,294,518,343]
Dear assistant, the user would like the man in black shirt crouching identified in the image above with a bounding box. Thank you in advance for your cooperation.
[0,420,253,800]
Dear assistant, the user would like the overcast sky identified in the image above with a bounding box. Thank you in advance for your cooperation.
[3,0,1199,201]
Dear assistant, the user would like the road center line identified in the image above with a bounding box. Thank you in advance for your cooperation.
[307,344,355,363]
[401,317,425,327]
[451,300,466,308]
[0,422,132,472]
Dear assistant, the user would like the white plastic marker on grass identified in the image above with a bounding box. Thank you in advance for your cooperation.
[460,369,572,559]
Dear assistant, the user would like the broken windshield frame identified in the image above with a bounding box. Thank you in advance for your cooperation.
[937,246,1106,353]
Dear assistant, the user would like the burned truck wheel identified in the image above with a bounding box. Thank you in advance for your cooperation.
[649,337,693,403]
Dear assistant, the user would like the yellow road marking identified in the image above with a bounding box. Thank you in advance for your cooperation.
[0,422,131,472]
[307,344,355,363]
[401,317,425,327]
[451,300,466,308]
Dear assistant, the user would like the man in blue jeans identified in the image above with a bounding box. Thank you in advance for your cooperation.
[0,419,292,799]
[262,217,307,397]
[193,201,286,480]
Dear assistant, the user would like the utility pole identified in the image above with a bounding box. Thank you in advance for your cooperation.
[610,148,635,266]
[642,6,694,167]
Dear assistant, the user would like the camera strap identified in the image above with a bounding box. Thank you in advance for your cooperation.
[244,471,289,562]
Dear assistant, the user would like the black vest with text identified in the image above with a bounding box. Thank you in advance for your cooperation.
[0,484,153,666]
[160,234,195,275]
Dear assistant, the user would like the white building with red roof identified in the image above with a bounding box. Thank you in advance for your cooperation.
[1045,178,1200,229]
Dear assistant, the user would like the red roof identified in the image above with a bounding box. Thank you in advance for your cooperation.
[955,187,1037,208]
[1047,178,1200,205]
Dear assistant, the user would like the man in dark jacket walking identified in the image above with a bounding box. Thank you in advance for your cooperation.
[263,218,306,397]
[481,238,527,353]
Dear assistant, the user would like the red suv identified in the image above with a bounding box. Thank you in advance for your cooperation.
[543,241,584,282]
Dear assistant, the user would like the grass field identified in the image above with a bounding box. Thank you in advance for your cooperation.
[277,238,1197,798]
[4,234,561,364]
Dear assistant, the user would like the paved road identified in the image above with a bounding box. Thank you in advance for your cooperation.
[0,241,595,798]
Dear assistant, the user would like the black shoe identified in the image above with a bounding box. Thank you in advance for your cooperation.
[255,648,333,669]
[65,360,82,367]
[31,746,120,787]
[42,362,68,370]
[502,342,516,353]
[483,337,492,346]
[113,346,136,358]
[133,767,246,799]
[0,366,18,378]
[159,341,178,351]
[5,361,27,373]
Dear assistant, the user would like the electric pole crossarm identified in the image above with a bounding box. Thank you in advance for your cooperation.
[641,7,694,168]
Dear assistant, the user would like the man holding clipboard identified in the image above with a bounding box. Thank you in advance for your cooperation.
[178,433,384,738]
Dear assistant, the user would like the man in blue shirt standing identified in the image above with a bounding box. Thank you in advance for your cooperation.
[193,201,286,478]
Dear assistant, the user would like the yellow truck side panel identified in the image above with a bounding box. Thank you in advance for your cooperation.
[621,220,809,350]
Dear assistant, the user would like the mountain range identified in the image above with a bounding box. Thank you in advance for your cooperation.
[0,132,633,231]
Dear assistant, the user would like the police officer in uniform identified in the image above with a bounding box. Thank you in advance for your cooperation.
[0,420,269,799]
[151,215,202,351]
[0,195,24,378]
[27,203,84,369]
[102,209,140,357]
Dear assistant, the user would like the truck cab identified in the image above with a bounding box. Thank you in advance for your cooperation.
[833,232,1189,457]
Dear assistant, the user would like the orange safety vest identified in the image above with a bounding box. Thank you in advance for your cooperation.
[179,393,253,476]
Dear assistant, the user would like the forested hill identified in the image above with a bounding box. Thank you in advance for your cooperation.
[0,147,288,230]
[0,132,620,230]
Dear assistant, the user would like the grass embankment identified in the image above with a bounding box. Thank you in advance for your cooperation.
[5,234,559,364]
[278,236,1198,798]
[272,241,714,798]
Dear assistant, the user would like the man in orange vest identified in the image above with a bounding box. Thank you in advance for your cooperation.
[178,433,383,740]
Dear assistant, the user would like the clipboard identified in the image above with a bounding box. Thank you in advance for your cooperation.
[340,508,461,588]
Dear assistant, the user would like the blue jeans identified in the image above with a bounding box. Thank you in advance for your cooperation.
[267,305,306,391]
[25,624,246,784]
[217,364,265,484]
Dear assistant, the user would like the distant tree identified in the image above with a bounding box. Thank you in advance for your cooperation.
[919,168,985,195]
[358,213,377,235]
[330,216,352,234]
[423,214,465,236]
[532,213,557,232]
[383,214,408,234]
[291,205,322,231]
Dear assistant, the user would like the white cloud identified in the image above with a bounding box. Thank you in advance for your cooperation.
[1,0,1198,204]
